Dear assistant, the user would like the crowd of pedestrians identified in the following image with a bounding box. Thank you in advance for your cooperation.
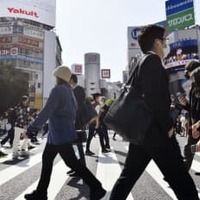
[0,96,39,158]
[1,24,200,200]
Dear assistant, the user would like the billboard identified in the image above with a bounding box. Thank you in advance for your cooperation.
[165,0,195,32]
[101,69,111,79]
[127,27,141,49]
[165,39,198,70]
[71,64,83,75]
[0,0,56,27]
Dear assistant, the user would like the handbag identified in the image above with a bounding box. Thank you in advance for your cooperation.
[104,54,153,145]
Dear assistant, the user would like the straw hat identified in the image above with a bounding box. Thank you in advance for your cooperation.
[53,66,71,83]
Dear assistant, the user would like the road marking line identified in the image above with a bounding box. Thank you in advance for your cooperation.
[96,148,134,200]
[15,157,70,200]
[124,146,177,199]
[146,161,177,199]
[0,152,43,185]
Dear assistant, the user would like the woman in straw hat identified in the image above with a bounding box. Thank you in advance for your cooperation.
[24,66,106,200]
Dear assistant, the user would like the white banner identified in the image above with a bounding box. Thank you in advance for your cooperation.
[0,0,56,27]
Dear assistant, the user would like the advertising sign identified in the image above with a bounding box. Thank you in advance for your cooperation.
[165,39,198,70]
[18,36,39,47]
[101,69,111,79]
[85,53,100,64]
[0,47,18,55]
[71,64,83,75]
[127,27,141,49]
[0,0,56,27]
[128,21,167,49]
[165,0,195,32]
[0,36,12,43]
[23,27,44,40]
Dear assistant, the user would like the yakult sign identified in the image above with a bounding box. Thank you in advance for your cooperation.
[165,0,195,32]
[0,0,56,27]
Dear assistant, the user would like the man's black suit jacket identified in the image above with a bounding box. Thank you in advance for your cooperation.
[73,85,86,129]
[135,53,174,146]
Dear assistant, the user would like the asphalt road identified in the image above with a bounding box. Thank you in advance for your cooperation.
[1,131,200,200]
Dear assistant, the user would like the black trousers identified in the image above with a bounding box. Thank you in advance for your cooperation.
[101,124,110,148]
[1,128,14,146]
[86,124,105,151]
[76,143,86,166]
[36,143,102,194]
[184,132,200,170]
[109,137,199,200]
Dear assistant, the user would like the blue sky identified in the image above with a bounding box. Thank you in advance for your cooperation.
[56,0,200,82]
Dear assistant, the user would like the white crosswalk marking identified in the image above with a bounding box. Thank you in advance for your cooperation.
[1,136,200,199]
[96,148,134,200]
[0,152,43,185]
[14,157,70,200]
[146,161,177,200]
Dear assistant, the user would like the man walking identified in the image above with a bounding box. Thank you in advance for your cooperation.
[109,25,199,200]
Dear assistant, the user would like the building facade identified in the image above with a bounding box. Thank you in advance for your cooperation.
[0,0,62,109]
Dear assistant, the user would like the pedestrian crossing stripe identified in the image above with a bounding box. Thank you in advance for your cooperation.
[0,152,43,185]
[96,148,133,200]
[1,140,200,199]
[15,159,70,200]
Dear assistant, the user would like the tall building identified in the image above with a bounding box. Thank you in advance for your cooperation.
[0,0,62,109]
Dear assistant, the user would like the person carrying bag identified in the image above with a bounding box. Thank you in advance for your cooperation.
[104,54,153,145]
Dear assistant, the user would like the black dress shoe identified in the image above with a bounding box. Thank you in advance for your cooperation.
[90,187,106,200]
[85,150,95,156]
[28,145,35,150]
[102,149,111,153]
[24,190,47,200]
[66,169,74,175]
[69,172,79,177]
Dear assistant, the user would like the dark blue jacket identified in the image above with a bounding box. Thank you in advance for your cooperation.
[28,84,78,145]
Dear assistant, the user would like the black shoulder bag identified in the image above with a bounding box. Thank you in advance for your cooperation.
[104,54,153,145]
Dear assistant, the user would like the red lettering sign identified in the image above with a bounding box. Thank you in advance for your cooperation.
[7,7,39,18]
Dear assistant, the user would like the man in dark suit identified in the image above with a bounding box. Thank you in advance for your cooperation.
[67,74,86,177]
[109,25,199,200]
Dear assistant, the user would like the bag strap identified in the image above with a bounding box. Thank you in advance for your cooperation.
[126,54,150,86]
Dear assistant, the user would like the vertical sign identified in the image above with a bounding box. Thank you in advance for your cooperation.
[165,0,195,32]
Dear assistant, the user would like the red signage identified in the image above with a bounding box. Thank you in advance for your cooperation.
[18,36,39,47]
[0,36,12,43]
[101,69,111,79]
[74,65,82,74]
[7,7,39,18]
